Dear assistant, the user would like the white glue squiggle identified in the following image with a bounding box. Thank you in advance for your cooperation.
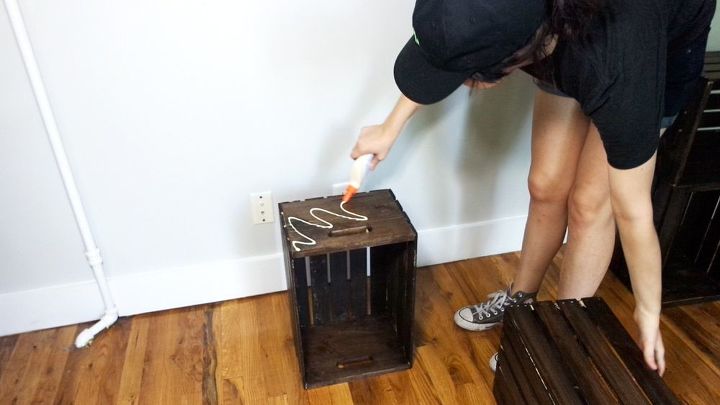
[287,201,368,251]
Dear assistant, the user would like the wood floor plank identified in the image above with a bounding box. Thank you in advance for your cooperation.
[410,344,460,404]
[664,304,720,373]
[418,263,497,396]
[216,296,266,404]
[383,371,423,404]
[0,331,45,403]
[0,325,75,404]
[260,294,306,402]
[348,377,399,404]
[54,318,132,404]
[216,294,309,404]
[137,306,211,405]
[404,355,443,405]
[30,326,77,404]
[660,319,720,404]
[0,334,18,379]
[116,315,151,405]
[307,383,354,404]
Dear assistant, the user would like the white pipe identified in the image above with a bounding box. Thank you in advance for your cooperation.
[3,0,119,347]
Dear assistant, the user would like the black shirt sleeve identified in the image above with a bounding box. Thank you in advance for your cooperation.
[590,66,663,170]
[585,4,666,170]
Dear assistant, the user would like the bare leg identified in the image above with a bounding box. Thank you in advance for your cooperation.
[558,123,615,299]
[511,91,590,294]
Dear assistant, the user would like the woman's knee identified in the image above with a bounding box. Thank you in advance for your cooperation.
[527,170,573,204]
[568,186,613,228]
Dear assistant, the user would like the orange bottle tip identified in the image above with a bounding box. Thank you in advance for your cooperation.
[342,186,358,203]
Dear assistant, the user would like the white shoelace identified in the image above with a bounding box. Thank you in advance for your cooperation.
[473,290,509,318]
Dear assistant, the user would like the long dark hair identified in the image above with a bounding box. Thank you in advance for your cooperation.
[511,0,607,67]
[470,0,608,84]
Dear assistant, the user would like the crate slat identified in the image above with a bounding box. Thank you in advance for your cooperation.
[349,248,368,319]
[558,301,651,404]
[508,306,584,405]
[583,299,681,405]
[534,303,619,404]
[329,251,350,322]
[309,255,331,325]
[498,338,542,404]
[502,322,555,404]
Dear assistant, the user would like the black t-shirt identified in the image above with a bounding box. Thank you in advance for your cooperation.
[523,0,715,169]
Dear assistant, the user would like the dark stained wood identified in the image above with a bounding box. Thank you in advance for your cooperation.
[280,190,417,388]
[399,241,417,362]
[309,255,331,325]
[279,190,416,258]
[494,360,525,405]
[498,335,541,404]
[301,316,410,388]
[348,249,368,319]
[698,110,720,128]
[369,246,389,317]
[534,303,619,404]
[502,320,554,404]
[294,257,311,327]
[330,251,351,322]
[559,300,652,405]
[508,305,583,405]
[584,299,681,405]
[495,298,681,405]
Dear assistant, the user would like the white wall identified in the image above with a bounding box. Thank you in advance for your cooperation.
[2,1,719,336]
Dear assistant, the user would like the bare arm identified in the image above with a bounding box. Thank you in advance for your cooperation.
[351,94,421,169]
[608,153,665,375]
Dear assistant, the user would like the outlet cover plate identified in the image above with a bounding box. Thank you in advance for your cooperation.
[250,191,274,224]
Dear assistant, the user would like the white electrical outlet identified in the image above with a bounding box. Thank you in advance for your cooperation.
[250,191,274,224]
[332,182,349,196]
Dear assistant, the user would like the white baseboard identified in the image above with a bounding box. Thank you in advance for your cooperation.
[0,281,105,337]
[0,215,526,336]
[0,254,287,337]
[110,253,286,316]
[416,215,527,266]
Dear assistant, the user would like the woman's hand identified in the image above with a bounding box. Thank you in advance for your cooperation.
[351,124,399,170]
[634,307,666,376]
[350,95,421,169]
[608,153,665,376]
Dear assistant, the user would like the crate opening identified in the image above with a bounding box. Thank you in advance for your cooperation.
[290,242,414,387]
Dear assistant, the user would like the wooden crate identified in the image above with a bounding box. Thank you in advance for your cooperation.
[611,52,720,306]
[278,189,417,388]
[493,298,679,404]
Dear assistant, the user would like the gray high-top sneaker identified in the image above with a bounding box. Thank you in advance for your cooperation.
[453,287,537,331]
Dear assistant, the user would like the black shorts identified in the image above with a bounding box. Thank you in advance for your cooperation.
[535,28,711,130]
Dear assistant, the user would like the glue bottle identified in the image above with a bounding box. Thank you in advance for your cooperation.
[342,153,373,203]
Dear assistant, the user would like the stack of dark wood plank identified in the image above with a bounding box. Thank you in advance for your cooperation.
[493,298,679,404]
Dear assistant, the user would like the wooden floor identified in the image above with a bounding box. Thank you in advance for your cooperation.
[2,251,720,404]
